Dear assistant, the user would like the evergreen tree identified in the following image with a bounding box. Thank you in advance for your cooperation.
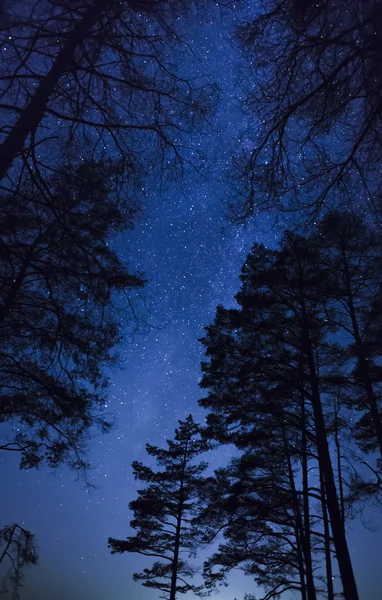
[198,444,319,600]
[199,233,359,600]
[108,415,208,600]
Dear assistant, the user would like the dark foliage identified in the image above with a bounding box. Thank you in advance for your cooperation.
[108,414,208,600]
[0,159,144,471]
[231,0,382,220]
[197,450,317,600]
[0,0,218,186]
[314,212,382,461]
[197,219,381,599]
[0,523,38,600]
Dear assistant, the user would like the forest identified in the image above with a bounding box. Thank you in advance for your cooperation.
[0,1,381,599]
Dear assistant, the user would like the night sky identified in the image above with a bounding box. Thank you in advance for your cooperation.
[1,4,382,600]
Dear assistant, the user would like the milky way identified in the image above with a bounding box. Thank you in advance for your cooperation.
[1,4,381,600]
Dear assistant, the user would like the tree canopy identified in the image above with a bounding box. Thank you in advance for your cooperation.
[0,159,144,471]
[109,414,208,600]
[198,213,382,600]
[0,0,217,187]
[231,0,382,220]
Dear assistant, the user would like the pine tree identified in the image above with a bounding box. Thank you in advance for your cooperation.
[199,233,359,600]
[108,415,208,600]
[198,444,318,600]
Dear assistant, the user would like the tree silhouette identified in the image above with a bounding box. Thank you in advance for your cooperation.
[197,443,321,600]
[0,159,144,471]
[230,0,382,220]
[199,232,361,599]
[108,414,208,600]
[0,0,217,185]
[315,212,382,461]
[0,523,38,600]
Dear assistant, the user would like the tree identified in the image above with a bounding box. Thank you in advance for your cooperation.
[197,444,320,600]
[0,523,38,600]
[199,233,360,599]
[196,307,325,600]
[230,0,382,221]
[0,0,217,186]
[108,414,208,600]
[0,159,144,471]
[315,212,382,461]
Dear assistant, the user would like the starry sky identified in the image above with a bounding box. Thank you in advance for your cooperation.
[1,3,382,600]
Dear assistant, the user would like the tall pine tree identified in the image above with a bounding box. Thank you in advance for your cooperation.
[108,415,208,600]
[199,232,359,600]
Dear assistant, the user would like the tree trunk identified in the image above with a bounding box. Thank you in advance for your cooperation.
[170,507,182,600]
[0,0,112,180]
[295,256,358,600]
[304,331,359,600]
[170,440,188,600]
[319,468,335,600]
[334,398,345,524]
[300,389,317,600]
[281,424,308,600]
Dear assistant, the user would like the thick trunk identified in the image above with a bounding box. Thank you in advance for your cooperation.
[0,0,111,180]
[304,333,358,600]
[295,258,358,600]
